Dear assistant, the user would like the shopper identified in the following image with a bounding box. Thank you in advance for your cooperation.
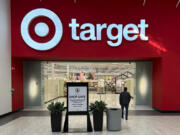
[119,87,133,120]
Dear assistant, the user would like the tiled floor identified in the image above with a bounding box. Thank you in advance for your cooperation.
[1,112,180,135]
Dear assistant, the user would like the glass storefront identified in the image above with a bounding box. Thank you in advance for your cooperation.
[41,62,136,108]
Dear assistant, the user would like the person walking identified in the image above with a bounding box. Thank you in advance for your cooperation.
[119,87,133,120]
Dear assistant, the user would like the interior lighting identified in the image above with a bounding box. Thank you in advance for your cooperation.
[29,78,38,99]
[139,75,148,97]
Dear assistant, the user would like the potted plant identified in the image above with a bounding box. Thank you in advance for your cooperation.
[90,100,107,131]
[47,102,65,132]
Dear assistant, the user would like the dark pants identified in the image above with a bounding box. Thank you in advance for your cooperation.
[121,104,129,120]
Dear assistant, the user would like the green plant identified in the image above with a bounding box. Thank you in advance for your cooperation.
[47,102,65,113]
[90,100,107,112]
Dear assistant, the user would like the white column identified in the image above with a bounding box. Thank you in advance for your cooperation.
[0,0,12,115]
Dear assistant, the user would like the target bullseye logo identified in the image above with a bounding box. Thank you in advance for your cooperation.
[21,8,63,51]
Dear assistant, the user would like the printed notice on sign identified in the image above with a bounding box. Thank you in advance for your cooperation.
[68,86,87,112]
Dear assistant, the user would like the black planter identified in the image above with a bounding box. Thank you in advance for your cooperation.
[50,112,62,132]
[93,110,104,131]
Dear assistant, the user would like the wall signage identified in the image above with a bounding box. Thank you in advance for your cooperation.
[21,8,149,51]
[69,19,148,47]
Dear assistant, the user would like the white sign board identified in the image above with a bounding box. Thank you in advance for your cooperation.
[68,86,87,112]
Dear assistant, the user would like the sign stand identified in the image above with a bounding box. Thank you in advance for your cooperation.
[63,82,92,132]
[63,111,93,132]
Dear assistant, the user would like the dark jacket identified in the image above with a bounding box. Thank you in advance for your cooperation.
[119,91,131,105]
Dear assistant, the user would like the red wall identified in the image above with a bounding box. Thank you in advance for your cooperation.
[11,58,24,111]
[153,58,163,110]
[11,0,180,111]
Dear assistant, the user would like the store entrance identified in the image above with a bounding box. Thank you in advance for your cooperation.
[42,62,136,109]
[23,61,152,110]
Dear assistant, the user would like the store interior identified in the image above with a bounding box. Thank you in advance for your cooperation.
[23,61,153,110]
